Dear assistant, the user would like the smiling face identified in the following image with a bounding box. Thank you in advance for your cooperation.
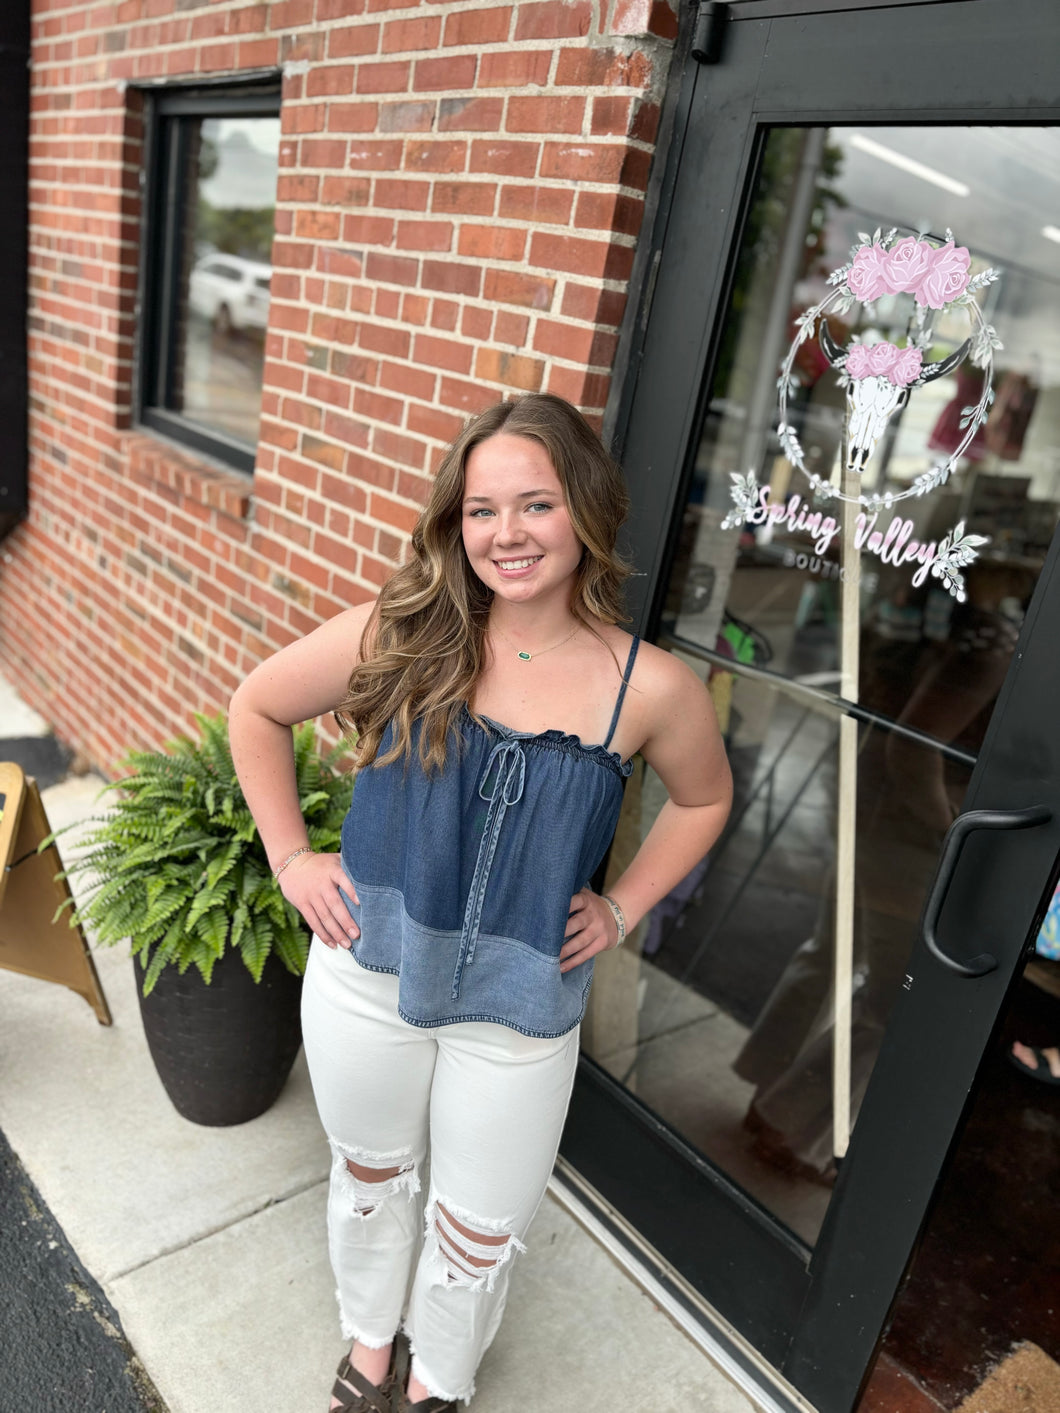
[461,432,584,608]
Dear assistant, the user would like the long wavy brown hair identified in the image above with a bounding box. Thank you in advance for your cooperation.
[336,393,631,770]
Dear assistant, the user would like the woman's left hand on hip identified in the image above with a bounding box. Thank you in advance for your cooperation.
[559,887,619,973]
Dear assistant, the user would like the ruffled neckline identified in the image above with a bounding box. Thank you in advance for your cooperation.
[464,706,632,775]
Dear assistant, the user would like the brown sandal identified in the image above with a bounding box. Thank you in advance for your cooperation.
[330,1343,400,1413]
[394,1345,457,1412]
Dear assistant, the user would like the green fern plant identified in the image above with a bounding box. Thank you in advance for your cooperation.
[52,713,353,995]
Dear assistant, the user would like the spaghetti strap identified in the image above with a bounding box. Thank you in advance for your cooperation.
[602,636,640,750]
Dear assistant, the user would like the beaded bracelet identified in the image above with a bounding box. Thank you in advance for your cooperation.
[602,893,627,947]
[273,846,314,880]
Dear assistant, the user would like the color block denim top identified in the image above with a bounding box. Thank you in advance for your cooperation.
[339,638,639,1037]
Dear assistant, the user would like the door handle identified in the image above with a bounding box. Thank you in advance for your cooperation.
[921,805,1052,977]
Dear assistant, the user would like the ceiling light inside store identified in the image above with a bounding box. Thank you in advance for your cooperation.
[849,133,971,197]
[1042,225,1060,244]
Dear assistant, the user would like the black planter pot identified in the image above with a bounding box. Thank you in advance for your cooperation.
[134,945,304,1126]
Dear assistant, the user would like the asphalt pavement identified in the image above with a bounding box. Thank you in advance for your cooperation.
[0,711,157,1412]
[0,1127,165,1413]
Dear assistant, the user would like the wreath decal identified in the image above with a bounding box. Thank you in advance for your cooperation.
[723,227,1002,601]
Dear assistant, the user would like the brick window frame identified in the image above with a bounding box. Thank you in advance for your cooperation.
[136,76,282,474]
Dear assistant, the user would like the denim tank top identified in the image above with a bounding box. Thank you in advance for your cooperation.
[339,637,640,1037]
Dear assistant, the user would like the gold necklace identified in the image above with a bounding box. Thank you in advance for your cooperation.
[493,621,580,662]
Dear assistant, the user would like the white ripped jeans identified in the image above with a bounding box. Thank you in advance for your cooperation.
[300,937,580,1404]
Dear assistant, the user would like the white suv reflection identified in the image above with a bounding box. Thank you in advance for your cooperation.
[188,254,272,335]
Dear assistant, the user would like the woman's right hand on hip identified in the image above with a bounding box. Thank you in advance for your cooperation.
[277,851,360,949]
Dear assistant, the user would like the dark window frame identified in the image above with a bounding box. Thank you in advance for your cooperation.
[135,78,282,475]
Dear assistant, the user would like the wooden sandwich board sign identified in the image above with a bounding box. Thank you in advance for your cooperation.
[0,761,112,1024]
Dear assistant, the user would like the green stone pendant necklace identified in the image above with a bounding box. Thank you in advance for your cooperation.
[496,622,579,662]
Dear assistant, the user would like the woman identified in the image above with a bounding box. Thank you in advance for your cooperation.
[229,393,732,1412]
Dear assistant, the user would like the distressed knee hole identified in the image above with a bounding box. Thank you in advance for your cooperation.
[329,1139,419,1218]
[437,1204,508,1269]
[346,1158,403,1183]
[425,1198,525,1292]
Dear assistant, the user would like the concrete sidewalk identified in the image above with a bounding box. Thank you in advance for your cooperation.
[0,673,755,1413]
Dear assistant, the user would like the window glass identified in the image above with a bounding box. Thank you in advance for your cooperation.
[585,125,1060,1248]
[175,116,279,448]
[141,96,280,469]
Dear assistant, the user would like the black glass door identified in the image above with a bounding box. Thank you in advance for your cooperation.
[560,4,1060,1408]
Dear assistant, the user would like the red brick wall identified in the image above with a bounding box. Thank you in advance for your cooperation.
[1,0,677,770]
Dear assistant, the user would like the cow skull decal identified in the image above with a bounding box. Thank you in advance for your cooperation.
[818,319,971,477]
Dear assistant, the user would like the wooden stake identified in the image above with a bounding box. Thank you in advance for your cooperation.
[833,464,861,1159]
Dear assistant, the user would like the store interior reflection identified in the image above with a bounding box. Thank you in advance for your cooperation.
[584,123,1060,1252]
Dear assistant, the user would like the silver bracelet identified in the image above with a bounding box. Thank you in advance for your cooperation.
[602,893,627,946]
[273,846,314,880]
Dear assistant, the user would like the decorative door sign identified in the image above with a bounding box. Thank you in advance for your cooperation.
[723,228,1002,601]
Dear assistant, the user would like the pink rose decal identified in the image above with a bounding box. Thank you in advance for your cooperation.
[844,344,873,379]
[916,239,971,309]
[846,235,973,310]
[866,343,900,378]
[885,237,934,295]
[844,342,923,386]
[890,346,923,385]
[846,243,892,303]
